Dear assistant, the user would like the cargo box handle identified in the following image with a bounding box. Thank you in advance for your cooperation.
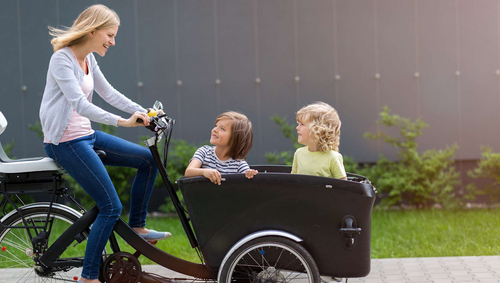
[340,216,361,250]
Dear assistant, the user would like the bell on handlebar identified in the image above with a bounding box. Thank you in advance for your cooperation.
[153,101,163,112]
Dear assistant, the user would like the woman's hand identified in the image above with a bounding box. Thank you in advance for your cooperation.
[203,169,222,185]
[245,169,258,179]
[118,111,150,127]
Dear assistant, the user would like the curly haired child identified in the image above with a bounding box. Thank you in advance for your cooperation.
[291,102,347,180]
[185,111,258,185]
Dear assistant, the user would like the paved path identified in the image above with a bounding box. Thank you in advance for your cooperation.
[1,256,499,282]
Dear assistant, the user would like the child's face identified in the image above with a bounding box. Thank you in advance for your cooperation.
[296,119,312,147]
[210,119,232,147]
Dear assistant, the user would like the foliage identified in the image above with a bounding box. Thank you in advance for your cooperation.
[1,141,15,157]
[342,155,359,174]
[265,115,301,165]
[363,107,461,208]
[466,147,500,202]
[159,139,200,214]
[29,121,44,139]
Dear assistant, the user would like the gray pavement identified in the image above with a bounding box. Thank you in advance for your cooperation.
[1,256,500,282]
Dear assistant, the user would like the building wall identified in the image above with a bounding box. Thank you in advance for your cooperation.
[1,0,499,165]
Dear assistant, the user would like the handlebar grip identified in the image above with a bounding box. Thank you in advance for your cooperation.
[137,118,144,123]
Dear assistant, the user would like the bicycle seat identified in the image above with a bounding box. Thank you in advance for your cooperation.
[0,142,60,174]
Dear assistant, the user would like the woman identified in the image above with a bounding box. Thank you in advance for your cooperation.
[40,4,170,283]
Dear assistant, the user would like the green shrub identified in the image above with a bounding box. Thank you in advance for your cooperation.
[466,147,500,202]
[1,141,15,157]
[159,139,200,214]
[363,107,461,208]
[265,115,301,165]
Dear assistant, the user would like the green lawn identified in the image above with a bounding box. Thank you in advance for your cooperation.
[371,208,500,258]
[2,208,500,268]
[134,208,500,264]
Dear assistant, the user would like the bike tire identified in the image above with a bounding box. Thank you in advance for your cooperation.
[219,236,321,283]
[0,205,91,282]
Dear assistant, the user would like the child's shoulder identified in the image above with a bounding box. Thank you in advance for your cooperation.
[325,149,343,159]
[195,145,215,155]
[295,146,308,153]
[198,145,214,151]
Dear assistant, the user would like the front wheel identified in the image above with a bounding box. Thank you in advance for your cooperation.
[219,236,320,283]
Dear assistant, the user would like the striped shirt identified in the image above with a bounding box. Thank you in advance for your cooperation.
[191,145,250,174]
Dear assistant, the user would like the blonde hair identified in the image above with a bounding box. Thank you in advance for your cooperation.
[215,112,253,160]
[48,4,120,52]
[296,102,341,152]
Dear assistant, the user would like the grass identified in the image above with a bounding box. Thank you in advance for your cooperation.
[371,207,500,258]
[137,208,500,263]
[2,208,500,268]
[117,216,201,264]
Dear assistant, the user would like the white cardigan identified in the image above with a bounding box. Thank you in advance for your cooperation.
[39,47,146,145]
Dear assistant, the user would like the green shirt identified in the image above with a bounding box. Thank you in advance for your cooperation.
[291,146,346,179]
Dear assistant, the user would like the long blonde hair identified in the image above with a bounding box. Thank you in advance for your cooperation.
[296,102,341,152]
[48,4,120,52]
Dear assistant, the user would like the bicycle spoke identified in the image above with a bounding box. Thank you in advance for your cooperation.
[247,252,265,271]
[1,238,29,253]
[0,208,87,282]
[274,248,284,268]
[1,249,32,268]
[5,229,31,250]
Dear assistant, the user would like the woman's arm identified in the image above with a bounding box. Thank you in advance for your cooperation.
[90,54,146,114]
[49,52,122,126]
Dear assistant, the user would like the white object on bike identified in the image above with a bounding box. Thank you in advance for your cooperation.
[0,111,60,173]
[0,111,7,136]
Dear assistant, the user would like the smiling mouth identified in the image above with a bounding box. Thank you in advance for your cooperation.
[103,44,109,50]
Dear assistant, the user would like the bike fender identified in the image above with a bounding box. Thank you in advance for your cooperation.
[217,230,303,282]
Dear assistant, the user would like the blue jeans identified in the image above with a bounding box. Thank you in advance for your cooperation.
[44,131,158,279]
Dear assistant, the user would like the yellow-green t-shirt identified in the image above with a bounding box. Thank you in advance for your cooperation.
[291,146,346,179]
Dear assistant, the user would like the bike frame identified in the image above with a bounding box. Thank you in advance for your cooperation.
[0,116,218,279]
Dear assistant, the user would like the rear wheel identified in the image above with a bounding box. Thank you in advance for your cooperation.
[219,236,320,283]
[0,206,93,282]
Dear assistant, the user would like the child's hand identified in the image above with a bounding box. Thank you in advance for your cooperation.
[203,169,222,185]
[245,169,258,179]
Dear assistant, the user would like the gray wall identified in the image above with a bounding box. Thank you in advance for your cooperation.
[1,0,500,164]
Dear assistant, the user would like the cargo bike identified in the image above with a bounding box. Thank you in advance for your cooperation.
[0,102,376,282]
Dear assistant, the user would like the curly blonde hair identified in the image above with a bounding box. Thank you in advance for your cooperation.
[215,111,253,160]
[296,102,341,152]
[48,4,120,52]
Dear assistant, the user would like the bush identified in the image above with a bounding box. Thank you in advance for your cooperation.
[159,139,200,214]
[265,115,301,165]
[466,147,500,202]
[363,107,461,208]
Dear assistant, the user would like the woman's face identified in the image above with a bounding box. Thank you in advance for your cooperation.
[90,26,118,57]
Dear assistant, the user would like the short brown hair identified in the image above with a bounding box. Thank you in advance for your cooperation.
[215,112,253,160]
[296,102,341,152]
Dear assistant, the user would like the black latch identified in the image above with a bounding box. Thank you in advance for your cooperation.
[340,215,361,249]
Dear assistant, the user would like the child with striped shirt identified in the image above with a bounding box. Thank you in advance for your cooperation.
[185,111,258,185]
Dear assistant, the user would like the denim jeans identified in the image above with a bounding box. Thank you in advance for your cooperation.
[44,131,158,279]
